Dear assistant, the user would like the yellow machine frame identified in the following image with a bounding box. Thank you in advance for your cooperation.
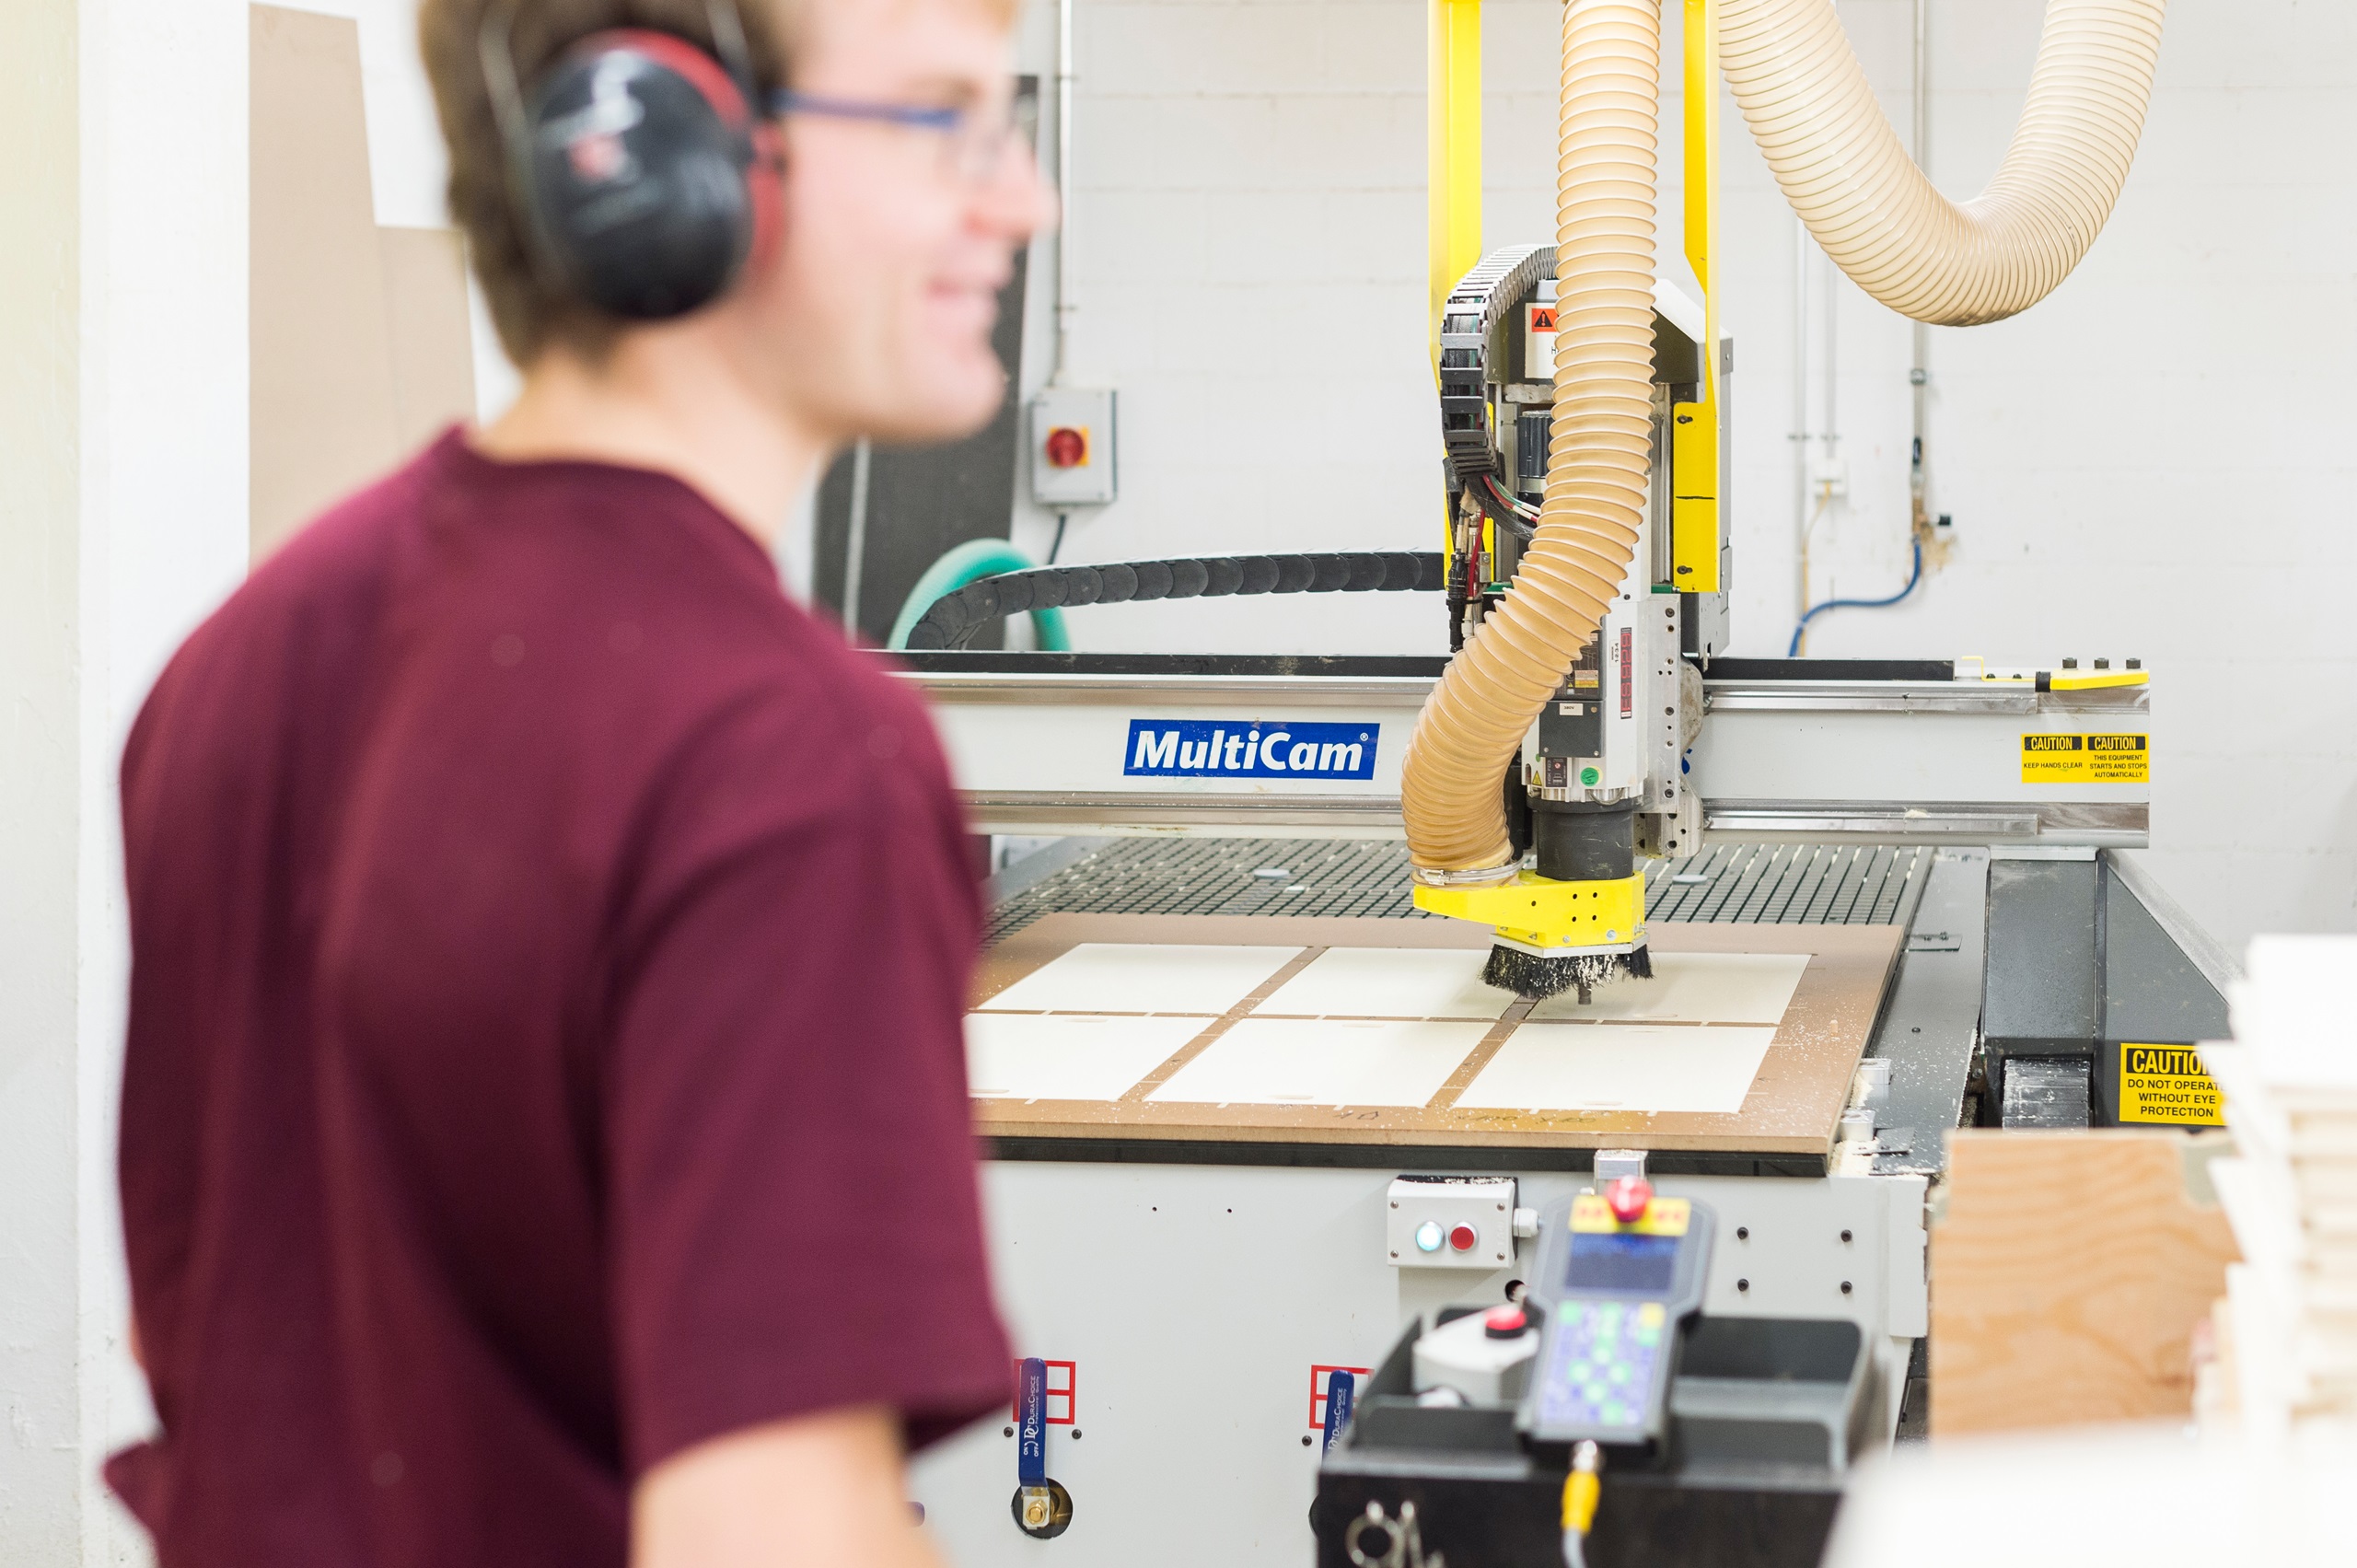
[1428,0,1483,374]
[1413,871,1647,955]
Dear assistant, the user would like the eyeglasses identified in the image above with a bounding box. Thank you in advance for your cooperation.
[767,89,1027,185]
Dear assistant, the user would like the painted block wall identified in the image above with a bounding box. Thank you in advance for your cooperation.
[2,0,249,1561]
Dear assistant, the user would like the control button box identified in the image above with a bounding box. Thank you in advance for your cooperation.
[1386,1175,1517,1270]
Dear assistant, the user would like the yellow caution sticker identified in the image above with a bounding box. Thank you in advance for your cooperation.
[1571,1194,1691,1236]
[2119,1042,2225,1126]
[2021,733,2149,784]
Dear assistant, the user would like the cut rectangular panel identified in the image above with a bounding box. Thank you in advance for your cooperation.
[1526,952,1808,1025]
[978,943,1302,1015]
[966,1014,1209,1102]
[1254,947,1512,1020]
[1457,1024,1779,1114]
[971,914,1901,1166]
[1149,1018,1490,1108]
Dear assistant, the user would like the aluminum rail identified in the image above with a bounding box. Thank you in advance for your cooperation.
[908,670,2151,845]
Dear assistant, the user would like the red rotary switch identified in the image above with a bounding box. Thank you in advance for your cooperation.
[1605,1175,1653,1224]
[1043,426,1088,469]
[1447,1223,1479,1252]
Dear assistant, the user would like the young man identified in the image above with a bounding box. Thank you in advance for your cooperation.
[109,1,1051,1563]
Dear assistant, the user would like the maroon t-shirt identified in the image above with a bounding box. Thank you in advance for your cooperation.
[110,431,1009,1565]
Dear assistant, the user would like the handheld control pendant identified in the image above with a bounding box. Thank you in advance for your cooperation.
[1517,1179,1714,1448]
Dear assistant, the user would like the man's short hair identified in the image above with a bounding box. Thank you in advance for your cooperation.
[417,0,795,366]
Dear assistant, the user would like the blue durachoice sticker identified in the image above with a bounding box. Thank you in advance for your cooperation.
[1121,720,1377,781]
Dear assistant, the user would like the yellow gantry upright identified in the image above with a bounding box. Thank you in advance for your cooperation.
[1428,0,1482,372]
[1671,0,1724,592]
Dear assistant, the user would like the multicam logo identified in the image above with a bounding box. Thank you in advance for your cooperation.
[1122,720,1377,781]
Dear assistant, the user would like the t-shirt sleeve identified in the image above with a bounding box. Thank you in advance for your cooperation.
[605,682,1007,1476]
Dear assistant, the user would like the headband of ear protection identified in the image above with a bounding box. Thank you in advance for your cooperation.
[479,0,784,321]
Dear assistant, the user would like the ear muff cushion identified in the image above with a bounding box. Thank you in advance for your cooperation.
[522,29,760,319]
[746,121,785,270]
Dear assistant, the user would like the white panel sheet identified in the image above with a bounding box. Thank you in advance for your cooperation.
[965,1014,1209,1102]
[1148,1018,1490,1108]
[1526,952,1808,1025]
[979,943,1303,1015]
[1457,1024,1779,1114]
[1252,947,1513,1020]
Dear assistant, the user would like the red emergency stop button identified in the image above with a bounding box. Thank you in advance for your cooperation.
[1044,426,1087,469]
[1447,1223,1478,1252]
[1605,1175,1653,1224]
[1483,1304,1530,1339]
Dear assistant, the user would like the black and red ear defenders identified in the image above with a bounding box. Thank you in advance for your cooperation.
[479,0,784,320]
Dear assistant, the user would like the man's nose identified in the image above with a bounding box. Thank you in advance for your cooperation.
[979,142,1056,241]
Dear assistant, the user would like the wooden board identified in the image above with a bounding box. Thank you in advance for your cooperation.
[970,914,1901,1157]
[1931,1129,2239,1435]
[250,8,477,560]
[378,226,479,448]
[250,6,398,558]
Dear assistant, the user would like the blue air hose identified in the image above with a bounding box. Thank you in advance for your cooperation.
[1788,535,1923,657]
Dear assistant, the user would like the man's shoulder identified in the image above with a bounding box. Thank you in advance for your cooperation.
[146,447,439,719]
[648,623,944,812]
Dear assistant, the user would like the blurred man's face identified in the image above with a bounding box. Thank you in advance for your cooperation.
[740,0,1051,445]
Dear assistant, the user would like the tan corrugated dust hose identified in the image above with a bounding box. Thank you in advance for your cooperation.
[1721,0,2166,326]
[1402,0,2165,878]
[1403,0,1661,877]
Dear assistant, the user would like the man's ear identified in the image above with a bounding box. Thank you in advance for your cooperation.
[746,124,788,274]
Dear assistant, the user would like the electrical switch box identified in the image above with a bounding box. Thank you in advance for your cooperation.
[1386,1175,1517,1271]
[1028,387,1117,506]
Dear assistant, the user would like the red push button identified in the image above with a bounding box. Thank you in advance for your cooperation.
[1483,1304,1530,1339]
[1447,1223,1479,1252]
[1605,1176,1653,1224]
[1044,426,1088,469]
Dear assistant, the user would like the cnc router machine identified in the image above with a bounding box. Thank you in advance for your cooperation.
[883,2,2213,1561]
[889,273,2229,1568]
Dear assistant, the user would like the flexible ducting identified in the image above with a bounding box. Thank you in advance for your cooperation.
[1402,0,1660,876]
[1402,0,2165,877]
[1721,0,2165,325]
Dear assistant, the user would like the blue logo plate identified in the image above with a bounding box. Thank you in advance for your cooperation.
[1122,720,1377,781]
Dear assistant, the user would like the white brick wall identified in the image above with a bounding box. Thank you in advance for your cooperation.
[1006,0,1444,655]
[1018,0,2357,945]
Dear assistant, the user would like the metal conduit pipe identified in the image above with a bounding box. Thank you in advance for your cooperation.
[1721,0,2167,325]
[1401,0,1661,877]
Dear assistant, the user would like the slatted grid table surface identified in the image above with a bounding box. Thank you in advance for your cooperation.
[984,839,1928,946]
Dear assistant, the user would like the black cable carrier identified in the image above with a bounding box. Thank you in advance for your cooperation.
[904,552,1447,651]
[1438,242,1557,493]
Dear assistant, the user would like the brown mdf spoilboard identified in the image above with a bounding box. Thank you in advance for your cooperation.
[969,914,1900,1159]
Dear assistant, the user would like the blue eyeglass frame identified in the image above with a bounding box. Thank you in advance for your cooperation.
[766,89,965,132]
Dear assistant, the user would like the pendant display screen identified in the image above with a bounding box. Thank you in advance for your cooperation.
[1563,1230,1679,1295]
